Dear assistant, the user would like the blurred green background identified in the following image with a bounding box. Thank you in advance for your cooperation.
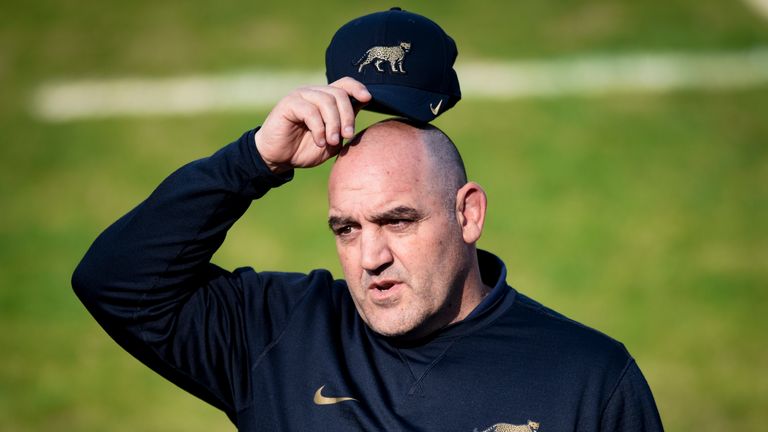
[1,0,767,430]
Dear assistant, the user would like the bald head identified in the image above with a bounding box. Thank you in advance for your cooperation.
[333,119,467,211]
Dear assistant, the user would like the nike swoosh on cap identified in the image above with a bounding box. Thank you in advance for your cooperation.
[430,99,443,115]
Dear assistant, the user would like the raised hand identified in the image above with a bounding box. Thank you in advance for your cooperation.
[254,77,372,174]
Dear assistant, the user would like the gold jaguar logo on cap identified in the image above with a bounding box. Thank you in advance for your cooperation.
[355,42,411,73]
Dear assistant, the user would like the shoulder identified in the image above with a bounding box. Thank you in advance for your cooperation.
[233,267,351,311]
[225,267,355,339]
[236,267,336,288]
[502,291,632,376]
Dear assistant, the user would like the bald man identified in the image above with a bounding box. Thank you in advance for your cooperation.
[73,78,663,431]
[327,119,489,340]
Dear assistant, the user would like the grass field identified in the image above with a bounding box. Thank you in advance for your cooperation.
[2,1,767,431]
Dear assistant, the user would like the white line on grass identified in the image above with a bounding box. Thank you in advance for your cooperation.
[459,48,768,98]
[32,48,768,121]
[33,71,326,121]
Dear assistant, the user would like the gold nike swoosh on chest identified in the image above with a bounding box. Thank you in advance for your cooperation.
[313,385,358,405]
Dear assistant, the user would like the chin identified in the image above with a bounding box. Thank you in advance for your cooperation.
[364,314,418,338]
[365,315,435,340]
[367,321,413,338]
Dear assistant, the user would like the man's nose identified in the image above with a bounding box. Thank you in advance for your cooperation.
[360,228,393,274]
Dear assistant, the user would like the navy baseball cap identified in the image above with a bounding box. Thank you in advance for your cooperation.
[325,7,461,123]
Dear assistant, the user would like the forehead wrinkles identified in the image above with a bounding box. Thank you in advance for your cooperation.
[329,161,433,217]
[329,176,418,218]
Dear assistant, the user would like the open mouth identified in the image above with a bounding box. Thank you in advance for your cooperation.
[370,281,396,291]
[367,280,402,306]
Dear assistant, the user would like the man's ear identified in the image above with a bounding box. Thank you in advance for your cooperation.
[455,182,487,244]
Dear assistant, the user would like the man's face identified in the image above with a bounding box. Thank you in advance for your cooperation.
[328,123,469,339]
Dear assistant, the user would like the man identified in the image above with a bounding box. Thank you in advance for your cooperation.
[73,77,663,431]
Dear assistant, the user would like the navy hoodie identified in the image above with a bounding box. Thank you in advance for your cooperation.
[72,129,663,431]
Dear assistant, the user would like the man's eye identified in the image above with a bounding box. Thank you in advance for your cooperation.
[334,226,353,236]
[388,219,412,229]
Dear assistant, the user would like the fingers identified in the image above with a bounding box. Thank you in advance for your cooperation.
[331,77,372,128]
[286,98,328,147]
[299,89,344,145]
[293,79,371,145]
[330,77,373,105]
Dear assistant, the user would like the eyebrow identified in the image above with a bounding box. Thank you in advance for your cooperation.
[369,206,423,224]
[327,206,424,230]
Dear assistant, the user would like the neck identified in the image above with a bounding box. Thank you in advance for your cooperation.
[451,250,491,324]
[388,249,490,344]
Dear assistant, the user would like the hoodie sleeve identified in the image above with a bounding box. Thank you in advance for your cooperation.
[71,128,296,420]
[600,359,665,431]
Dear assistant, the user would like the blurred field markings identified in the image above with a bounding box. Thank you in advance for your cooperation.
[32,70,325,121]
[744,0,768,20]
[459,48,768,98]
[32,48,768,121]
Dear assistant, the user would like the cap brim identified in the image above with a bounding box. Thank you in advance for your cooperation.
[363,84,456,123]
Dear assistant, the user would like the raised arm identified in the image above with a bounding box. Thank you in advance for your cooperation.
[71,78,370,420]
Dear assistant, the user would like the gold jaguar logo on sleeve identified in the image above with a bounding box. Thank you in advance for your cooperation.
[355,42,411,73]
[479,420,540,432]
